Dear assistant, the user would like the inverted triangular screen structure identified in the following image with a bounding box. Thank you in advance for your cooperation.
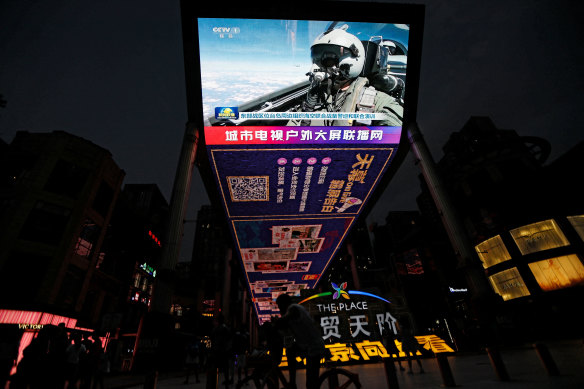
[181,1,424,323]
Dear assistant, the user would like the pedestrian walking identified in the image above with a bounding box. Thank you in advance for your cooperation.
[382,322,405,371]
[232,325,250,382]
[210,315,233,387]
[400,327,424,374]
[64,334,87,389]
[183,338,201,384]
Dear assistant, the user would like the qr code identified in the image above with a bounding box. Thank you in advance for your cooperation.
[227,176,269,202]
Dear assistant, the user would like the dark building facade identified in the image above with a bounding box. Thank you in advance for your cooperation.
[0,131,125,319]
[190,204,252,341]
[364,117,584,349]
[428,117,583,343]
[102,183,169,371]
[0,131,125,369]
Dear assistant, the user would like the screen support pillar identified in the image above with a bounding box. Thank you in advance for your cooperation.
[407,122,489,299]
[152,121,199,314]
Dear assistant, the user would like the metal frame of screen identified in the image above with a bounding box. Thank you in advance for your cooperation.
[180,0,425,323]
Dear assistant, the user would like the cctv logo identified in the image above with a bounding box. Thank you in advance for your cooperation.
[212,27,240,38]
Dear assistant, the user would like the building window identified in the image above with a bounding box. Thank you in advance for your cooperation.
[92,181,114,218]
[567,215,584,242]
[56,265,85,309]
[74,219,100,259]
[475,235,512,269]
[510,219,570,255]
[488,267,531,301]
[170,304,183,316]
[0,252,49,304]
[44,159,88,199]
[19,201,71,245]
[528,255,584,292]
[95,252,106,269]
[133,273,141,288]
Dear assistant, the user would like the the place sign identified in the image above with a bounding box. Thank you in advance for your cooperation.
[286,282,454,365]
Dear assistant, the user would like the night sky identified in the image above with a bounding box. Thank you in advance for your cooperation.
[1,0,583,262]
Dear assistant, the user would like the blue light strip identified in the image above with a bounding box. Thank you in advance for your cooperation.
[347,290,391,304]
[299,290,391,305]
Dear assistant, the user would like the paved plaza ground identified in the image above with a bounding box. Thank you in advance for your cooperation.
[106,338,584,389]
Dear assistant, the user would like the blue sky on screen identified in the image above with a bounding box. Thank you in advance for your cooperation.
[196,18,409,117]
[197,18,409,68]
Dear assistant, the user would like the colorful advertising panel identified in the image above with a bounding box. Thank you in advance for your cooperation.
[182,2,424,323]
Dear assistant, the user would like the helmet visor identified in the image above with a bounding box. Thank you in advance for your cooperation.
[311,44,357,69]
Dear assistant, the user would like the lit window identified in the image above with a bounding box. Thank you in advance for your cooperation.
[475,235,512,268]
[95,253,105,269]
[133,273,141,288]
[488,268,531,301]
[74,219,100,258]
[510,219,569,255]
[170,304,183,316]
[528,255,584,292]
[567,215,584,242]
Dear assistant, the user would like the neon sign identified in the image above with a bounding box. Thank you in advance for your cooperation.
[276,282,456,365]
[448,287,468,293]
[140,262,157,277]
[279,335,455,367]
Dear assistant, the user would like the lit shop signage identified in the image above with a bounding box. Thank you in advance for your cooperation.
[18,323,44,330]
[448,287,468,293]
[197,17,411,322]
[277,282,454,365]
[280,335,455,367]
[140,262,157,277]
[300,282,397,343]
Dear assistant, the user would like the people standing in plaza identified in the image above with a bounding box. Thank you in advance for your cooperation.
[13,327,51,389]
[78,335,93,389]
[210,315,233,387]
[232,325,250,383]
[87,334,108,389]
[382,322,405,371]
[183,338,201,384]
[0,327,20,389]
[400,327,424,374]
[275,293,326,389]
[64,334,87,389]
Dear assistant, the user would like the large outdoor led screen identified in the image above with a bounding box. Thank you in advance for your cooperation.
[182,1,424,323]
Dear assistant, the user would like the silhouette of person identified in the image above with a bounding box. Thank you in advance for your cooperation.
[232,325,250,382]
[87,334,107,389]
[257,320,284,389]
[275,293,326,389]
[16,327,51,389]
[382,322,405,371]
[210,315,233,387]
[79,334,93,389]
[64,333,87,389]
[0,327,20,389]
[400,327,424,374]
[183,338,200,384]
[49,323,70,389]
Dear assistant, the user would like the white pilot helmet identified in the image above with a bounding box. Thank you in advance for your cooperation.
[310,25,365,79]
[381,40,397,55]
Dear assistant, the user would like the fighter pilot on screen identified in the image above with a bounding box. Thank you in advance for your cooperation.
[209,22,406,128]
[288,23,404,127]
